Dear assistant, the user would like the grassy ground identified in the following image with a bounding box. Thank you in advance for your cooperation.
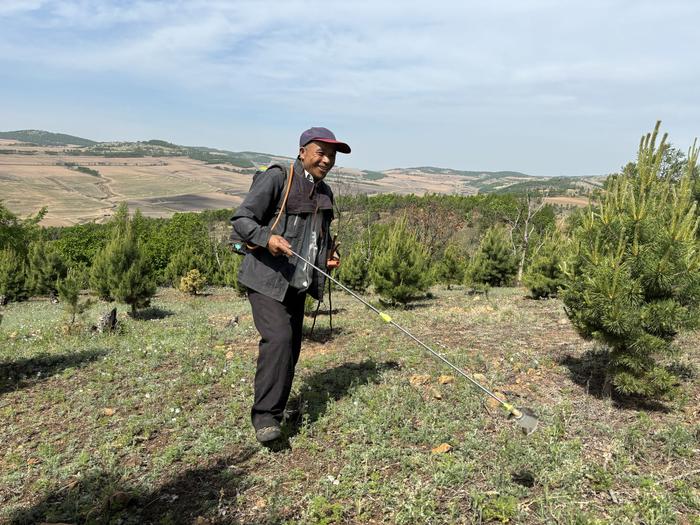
[0,286,698,524]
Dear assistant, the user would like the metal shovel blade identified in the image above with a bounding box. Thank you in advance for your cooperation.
[509,407,539,436]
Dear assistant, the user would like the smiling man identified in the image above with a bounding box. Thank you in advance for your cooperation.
[231,127,350,443]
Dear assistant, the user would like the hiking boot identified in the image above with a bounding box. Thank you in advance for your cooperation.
[255,425,281,443]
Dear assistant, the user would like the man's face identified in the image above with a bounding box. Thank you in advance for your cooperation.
[299,141,337,181]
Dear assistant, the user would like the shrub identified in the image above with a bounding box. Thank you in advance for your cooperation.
[164,245,209,287]
[179,269,206,295]
[561,122,700,397]
[218,247,245,295]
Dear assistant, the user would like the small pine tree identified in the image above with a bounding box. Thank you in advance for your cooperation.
[523,231,567,299]
[179,269,206,295]
[91,204,156,315]
[26,240,67,297]
[109,229,156,315]
[90,247,114,301]
[433,243,467,289]
[338,245,370,293]
[466,225,518,288]
[370,216,431,306]
[56,267,93,325]
[561,122,700,398]
[0,246,27,304]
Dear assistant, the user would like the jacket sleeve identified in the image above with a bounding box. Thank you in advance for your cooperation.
[231,168,285,248]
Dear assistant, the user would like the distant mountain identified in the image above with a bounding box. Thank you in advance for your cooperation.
[404,166,533,179]
[0,129,606,197]
[0,130,97,147]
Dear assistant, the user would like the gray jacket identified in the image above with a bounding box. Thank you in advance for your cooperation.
[231,160,334,302]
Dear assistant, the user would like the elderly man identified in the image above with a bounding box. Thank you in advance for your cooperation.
[231,127,350,443]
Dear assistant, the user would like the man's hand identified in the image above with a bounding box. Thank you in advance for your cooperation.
[267,234,292,256]
[326,256,340,270]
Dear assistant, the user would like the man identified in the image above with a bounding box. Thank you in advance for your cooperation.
[231,127,350,443]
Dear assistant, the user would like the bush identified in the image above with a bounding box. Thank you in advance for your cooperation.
[164,245,209,287]
[218,247,245,295]
[561,123,700,397]
[466,225,517,288]
[370,216,431,306]
[179,269,206,295]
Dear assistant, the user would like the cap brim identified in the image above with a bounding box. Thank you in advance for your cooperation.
[309,138,351,154]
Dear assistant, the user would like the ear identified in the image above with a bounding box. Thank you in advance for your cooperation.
[298,146,306,158]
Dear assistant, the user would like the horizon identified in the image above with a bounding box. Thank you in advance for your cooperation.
[1,1,699,177]
[0,128,608,179]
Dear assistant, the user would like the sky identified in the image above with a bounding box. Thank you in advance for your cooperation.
[1,0,699,176]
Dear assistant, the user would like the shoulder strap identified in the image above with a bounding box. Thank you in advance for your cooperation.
[269,161,295,233]
[242,161,294,251]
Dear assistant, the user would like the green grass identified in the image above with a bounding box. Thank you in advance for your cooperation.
[0,287,698,524]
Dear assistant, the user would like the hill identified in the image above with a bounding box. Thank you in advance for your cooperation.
[0,130,97,147]
[0,130,604,225]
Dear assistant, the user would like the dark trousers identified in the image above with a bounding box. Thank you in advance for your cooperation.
[248,287,306,430]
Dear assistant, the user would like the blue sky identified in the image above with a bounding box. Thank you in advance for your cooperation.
[1,0,698,176]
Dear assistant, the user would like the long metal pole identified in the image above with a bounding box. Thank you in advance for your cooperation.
[290,250,513,409]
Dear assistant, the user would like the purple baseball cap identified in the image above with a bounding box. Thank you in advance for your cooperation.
[299,127,351,154]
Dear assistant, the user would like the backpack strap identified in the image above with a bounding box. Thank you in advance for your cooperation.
[269,160,295,234]
[242,160,295,251]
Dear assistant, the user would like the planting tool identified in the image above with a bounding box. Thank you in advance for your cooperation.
[290,250,539,435]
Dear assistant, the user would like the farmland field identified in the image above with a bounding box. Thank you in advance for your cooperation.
[1,286,697,524]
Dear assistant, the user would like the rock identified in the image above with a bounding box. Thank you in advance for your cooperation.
[438,375,455,384]
[473,373,488,384]
[409,374,431,386]
[486,391,507,409]
[431,443,453,454]
[96,308,117,333]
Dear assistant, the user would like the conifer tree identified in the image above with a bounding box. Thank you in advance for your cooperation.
[370,216,431,306]
[0,246,27,304]
[56,267,93,325]
[523,231,567,299]
[561,122,700,397]
[433,243,467,289]
[338,244,370,293]
[90,204,156,314]
[466,225,518,287]
[26,240,67,297]
[90,247,114,301]
[108,225,156,315]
